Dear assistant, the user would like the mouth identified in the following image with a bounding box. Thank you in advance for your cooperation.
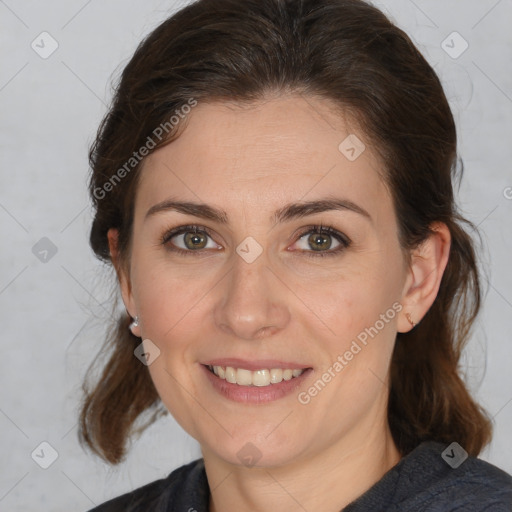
[205,365,307,386]
[201,361,313,403]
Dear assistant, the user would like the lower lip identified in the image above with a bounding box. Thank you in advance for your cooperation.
[201,365,312,404]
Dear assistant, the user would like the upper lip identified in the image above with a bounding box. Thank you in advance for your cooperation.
[202,358,311,371]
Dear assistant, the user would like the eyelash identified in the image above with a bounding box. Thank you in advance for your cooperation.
[295,224,351,258]
[160,224,351,258]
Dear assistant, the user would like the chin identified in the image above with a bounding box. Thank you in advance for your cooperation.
[202,429,306,469]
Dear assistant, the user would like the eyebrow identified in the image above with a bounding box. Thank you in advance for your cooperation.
[145,197,372,224]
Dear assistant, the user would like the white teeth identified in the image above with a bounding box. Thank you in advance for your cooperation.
[209,365,306,386]
[225,366,237,384]
[236,368,253,386]
[252,369,270,387]
[270,369,283,383]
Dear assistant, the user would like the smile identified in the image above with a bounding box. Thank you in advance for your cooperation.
[201,361,313,403]
[207,365,305,387]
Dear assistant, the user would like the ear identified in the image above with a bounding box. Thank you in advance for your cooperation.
[107,228,140,336]
[397,222,451,333]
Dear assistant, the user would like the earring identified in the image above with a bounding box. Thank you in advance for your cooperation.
[406,313,416,328]
[129,315,139,333]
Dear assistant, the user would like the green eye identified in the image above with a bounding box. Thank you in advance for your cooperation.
[307,232,335,251]
[293,225,351,257]
[182,231,209,250]
[161,224,351,258]
[162,225,219,254]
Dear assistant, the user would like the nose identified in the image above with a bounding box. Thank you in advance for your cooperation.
[213,251,290,341]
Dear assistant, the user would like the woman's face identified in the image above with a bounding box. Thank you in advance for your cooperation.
[119,94,412,468]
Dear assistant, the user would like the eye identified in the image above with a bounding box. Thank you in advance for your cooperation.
[160,223,351,258]
[161,225,221,254]
[291,225,351,257]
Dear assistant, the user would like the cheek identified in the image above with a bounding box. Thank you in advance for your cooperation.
[310,251,404,390]
[132,253,207,335]
[132,261,210,437]
[314,261,402,340]
[319,289,398,379]
[311,278,400,407]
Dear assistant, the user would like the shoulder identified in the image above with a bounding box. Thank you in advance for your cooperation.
[392,441,512,511]
[86,458,208,512]
[344,441,512,512]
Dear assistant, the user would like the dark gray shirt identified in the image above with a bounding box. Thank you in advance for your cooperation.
[88,441,512,511]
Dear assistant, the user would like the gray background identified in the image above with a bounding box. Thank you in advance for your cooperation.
[0,0,511,510]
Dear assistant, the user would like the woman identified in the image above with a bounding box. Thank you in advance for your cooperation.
[80,0,512,510]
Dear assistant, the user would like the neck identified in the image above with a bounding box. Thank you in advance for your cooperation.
[204,423,401,512]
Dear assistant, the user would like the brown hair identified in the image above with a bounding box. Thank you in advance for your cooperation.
[80,0,493,464]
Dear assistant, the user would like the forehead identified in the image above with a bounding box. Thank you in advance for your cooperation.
[136,94,391,222]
